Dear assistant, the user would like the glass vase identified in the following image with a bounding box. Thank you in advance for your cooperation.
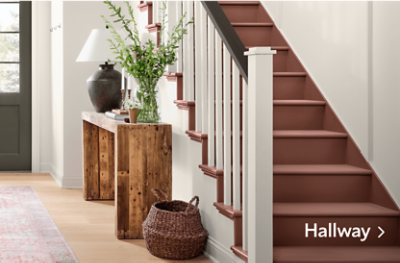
[134,77,161,123]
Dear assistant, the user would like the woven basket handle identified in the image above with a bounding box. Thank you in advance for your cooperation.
[151,189,170,202]
[185,196,199,214]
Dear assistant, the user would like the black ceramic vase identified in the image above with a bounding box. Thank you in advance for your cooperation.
[87,63,126,112]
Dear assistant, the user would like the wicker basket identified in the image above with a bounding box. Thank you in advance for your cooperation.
[142,189,208,260]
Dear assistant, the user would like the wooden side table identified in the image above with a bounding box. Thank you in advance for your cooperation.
[82,112,172,239]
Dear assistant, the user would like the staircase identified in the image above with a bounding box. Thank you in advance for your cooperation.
[141,1,400,262]
[219,2,400,261]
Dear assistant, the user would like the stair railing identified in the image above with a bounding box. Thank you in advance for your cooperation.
[165,2,276,262]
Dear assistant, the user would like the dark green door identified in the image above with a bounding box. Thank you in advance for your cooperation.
[0,2,31,171]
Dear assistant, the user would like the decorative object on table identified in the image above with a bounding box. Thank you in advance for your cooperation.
[142,189,208,260]
[102,1,192,123]
[123,100,138,124]
[112,89,128,114]
[105,111,129,121]
[0,186,78,262]
[76,27,126,113]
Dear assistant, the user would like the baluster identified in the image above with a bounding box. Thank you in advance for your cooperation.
[215,32,223,169]
[176,1,183,72]
[232,61,240,211]
[194,2,202,132]
[152,1,157,24]
[187,1,194,101]
[223,44,231,206]
[182,1,188,100]
[200,5,208,133]
[207,17,215,167]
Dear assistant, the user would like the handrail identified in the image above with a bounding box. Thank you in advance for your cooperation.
[201,1,248,83]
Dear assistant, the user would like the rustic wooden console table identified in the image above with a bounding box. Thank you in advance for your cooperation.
[82,112,172,239]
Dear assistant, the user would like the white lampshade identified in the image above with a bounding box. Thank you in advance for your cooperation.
[76,28,121,63]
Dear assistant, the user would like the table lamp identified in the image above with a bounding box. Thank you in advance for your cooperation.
[76,27,126,113]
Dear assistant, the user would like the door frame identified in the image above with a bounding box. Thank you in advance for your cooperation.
[31,2,43,173]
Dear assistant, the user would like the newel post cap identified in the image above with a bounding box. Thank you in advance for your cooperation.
[244,47,277,56]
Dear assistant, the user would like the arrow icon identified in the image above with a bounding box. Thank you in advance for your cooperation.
[378,226,385,238]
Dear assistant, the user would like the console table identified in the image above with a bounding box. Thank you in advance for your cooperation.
[82,112,172,239]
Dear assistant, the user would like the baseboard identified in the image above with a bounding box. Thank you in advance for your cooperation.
[61,176,83,189]
[203,236,245,263]
[40,163,83,189]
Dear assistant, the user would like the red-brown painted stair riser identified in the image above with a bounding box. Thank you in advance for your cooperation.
[141,1,400,262]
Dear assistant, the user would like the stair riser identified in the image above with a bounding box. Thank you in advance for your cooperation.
[273,76,305,100]
[234,25,288,46]
[273,105,325,130]
[220,5,266,23]
[274,138,347,164]
[274,217,399,246]
[274,175,371,202]
[234,26,272,46]
[274,50,305,72]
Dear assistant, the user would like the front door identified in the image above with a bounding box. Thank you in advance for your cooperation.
[0,2,32,171]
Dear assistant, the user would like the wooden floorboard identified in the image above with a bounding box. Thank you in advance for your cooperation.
[0,174,211,263]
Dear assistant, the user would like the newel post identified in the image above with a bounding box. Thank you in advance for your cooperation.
[244,47,276,263]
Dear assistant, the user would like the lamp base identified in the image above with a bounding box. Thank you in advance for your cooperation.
[87,63,126,113]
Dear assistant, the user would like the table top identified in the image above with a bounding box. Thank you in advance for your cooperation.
[82,112,170,134]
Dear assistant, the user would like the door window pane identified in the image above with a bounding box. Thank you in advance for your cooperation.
[0,3,19,32]
[0,33,19,61]
[0,63,19,93]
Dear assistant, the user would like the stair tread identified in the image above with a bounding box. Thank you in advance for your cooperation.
[274,100,326,106]
[274,246,400,262]
[274,202,400,216]
[273,130,347,138]
[274,72,307,77]
[219,1,260,5]
[246,45,289,51]
[231,22,274,27]
[273,164,372,175]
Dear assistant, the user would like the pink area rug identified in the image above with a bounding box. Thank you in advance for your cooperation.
[0,186,78,263]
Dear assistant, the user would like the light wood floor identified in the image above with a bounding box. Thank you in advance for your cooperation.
[0,174,212,263]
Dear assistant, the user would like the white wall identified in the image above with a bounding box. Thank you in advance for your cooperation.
[34,2,139,187]
[32,1,52,173]
[262,1,400,206]
[371,2,400,206]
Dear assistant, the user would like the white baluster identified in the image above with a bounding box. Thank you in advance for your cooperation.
[194,2,202,131]
[244,47,276,263]
[182,1,188,100]
[153,1,157,24]
[215,33,223,169]
[176,1,183,73]
[223,44,231,206]
[207,17,215,167]
[242,78,248,251]
[200,5,208,133]
[166,1,176,72]
[187,1,194,101]
[232,61,240,211]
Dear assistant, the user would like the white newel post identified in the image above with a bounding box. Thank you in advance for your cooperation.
[244,47,276,263]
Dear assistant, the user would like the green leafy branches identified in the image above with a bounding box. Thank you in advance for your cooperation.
[102,1,192,80]
[102,1,193,122]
